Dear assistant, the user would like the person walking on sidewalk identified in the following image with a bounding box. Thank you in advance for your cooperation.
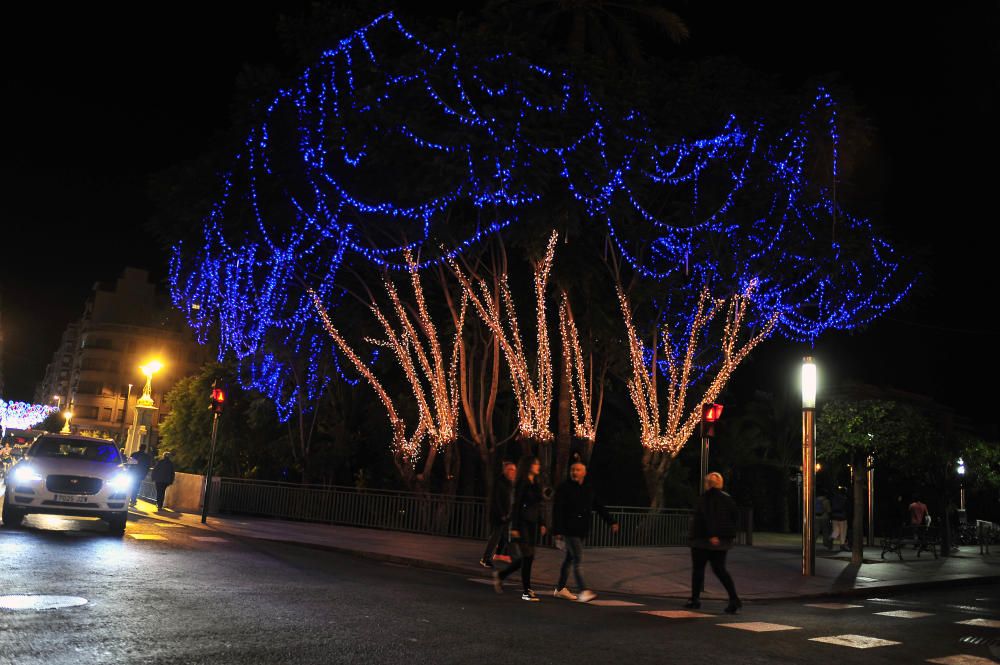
[480,461,516,568]
[128,444,153,507]
[815,489,833,550]
[151,452,176,511]
[552,462,619,603]
[492,455,546,602]
[830,486,850,552]
[685,472,742,614]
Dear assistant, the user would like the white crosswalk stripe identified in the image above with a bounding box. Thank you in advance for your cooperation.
[128,534,166,540]
[809,634,901,649]
[805,602,864,610]
[718,622,801,632]
[875,610,935,619]
[956,618,1000,628]
[588,600,644,607]
[927,656,1000,665]
[641,610,712,619]
[191,536,228,543]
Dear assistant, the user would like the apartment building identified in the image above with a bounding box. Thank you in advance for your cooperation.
[35,268,209,445]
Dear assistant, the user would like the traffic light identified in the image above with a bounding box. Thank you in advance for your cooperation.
[701,403,724,438]
[209,382,226,415]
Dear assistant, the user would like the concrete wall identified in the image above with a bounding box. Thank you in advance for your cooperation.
[152,472,219,513]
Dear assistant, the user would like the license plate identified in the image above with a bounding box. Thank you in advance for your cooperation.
[53,494,90,504]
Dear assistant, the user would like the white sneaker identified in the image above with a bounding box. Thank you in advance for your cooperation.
[554,587,578,600]
[577,589,597,603]
[521,592,540,602]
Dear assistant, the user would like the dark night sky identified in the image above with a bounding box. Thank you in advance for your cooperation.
[1,3,997,427]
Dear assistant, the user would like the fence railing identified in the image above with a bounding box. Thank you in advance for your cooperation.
[207,478,752,547]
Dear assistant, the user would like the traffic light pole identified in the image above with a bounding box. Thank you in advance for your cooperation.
[201,411,220,524]
[802,406,816,576]
[699,434,709,495]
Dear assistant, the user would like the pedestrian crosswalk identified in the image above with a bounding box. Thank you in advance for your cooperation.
[469,574,1000,663]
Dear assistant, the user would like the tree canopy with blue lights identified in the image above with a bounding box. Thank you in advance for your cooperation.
[170,13,912,483]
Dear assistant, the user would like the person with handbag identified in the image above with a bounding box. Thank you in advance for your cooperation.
[492,455,547,602]
[480,461,516,568]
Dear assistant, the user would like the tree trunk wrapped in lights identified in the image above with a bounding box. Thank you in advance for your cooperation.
[618,281,778,507]
[307,255,467,486]
[555,291,606,480]
[450,231,558,448]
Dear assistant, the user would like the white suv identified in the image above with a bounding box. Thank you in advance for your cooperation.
[2,434,132,535]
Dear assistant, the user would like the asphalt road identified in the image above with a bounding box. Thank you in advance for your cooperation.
[1,503,999,665]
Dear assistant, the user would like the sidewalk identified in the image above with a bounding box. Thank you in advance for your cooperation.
[129,502,1000,601]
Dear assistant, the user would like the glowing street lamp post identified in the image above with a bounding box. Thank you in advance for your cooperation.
[801,357,817,576]
[60,409,73,434]
[126,361,162,456]
[957,458,966,511]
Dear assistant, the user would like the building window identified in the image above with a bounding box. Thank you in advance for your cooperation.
[100,408,112,422]
[83,336,114,350]
[76,381,101,395]
[76,406,100,419]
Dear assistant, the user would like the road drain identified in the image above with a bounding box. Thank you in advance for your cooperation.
[0,595,88,610]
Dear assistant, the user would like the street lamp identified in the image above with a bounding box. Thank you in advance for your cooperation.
[957,457,966,511]
[137,360,163,407]
[60,409,73,434]
[801,356,817,576]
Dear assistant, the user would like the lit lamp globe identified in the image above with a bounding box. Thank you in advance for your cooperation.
[137,360,164,407]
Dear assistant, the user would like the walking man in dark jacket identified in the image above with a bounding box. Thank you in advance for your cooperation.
[553,462,619,602]
[150,452,175,511]
[128,444,153,507]
[686,472,742,614]
[480,461,516,568]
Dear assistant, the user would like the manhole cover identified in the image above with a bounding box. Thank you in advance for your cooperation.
[0,595,88,610]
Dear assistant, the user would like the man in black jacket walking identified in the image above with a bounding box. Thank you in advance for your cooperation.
[151,452,176,511]
[480,462,516,568]
[552,462,619,602]
[686,472,742,614]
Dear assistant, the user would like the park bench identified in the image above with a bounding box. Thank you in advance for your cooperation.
[880,525,940,560]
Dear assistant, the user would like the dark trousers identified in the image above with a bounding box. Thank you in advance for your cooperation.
[690,547,738,601]
[482,523,509,561]
[498,542,535,593]
[557,536,586,591]
[129,473,144,505]
[155,482,170,510]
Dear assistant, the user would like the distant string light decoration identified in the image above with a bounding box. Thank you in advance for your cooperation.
[0,400,57,431]
[618,282,778,454]
[558,293,595,442]
[170,13,912,420]
[450,231,558,443]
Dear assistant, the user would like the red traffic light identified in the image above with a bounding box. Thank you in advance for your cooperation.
[702,403,724,422]
[211,388,226,403]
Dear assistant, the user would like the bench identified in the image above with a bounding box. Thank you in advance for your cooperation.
[881,525,940,560]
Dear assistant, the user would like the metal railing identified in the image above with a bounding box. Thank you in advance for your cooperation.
[209,478,753,548]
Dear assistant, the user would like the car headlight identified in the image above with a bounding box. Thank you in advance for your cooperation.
[12,466,43,483]
[108,473,133,491]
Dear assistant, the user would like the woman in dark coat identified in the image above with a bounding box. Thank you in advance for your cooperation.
[492,455,547,601]
[150,452,176,511]
[686,472,742,613]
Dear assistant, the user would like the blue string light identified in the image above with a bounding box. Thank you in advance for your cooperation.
[170,14,913,418]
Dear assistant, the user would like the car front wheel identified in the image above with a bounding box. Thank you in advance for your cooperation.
[106,513,127,536]
[2,501,25,528]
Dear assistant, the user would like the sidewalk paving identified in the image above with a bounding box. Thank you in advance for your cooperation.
[130,502,1000,601]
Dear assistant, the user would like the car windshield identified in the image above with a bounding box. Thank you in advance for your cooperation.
[29,437,121,464]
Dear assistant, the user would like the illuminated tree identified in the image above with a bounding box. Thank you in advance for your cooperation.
[0,400,58,431]
[168,14,912,492]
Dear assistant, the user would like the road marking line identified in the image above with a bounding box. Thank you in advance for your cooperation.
[856,576,879,582]
[640,610,713,619]
[191,536,228,543]
[155,523,185,528]
[928,656,1000,665]
[875,610,935,619]
[956,618,1000,628]
[718,622,801,632]
[588,600,644,607]
[805,603,864,610]
[809,634,901,649]
[128,534,166,541]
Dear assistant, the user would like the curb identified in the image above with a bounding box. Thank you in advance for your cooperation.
[128,508,1000,602]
